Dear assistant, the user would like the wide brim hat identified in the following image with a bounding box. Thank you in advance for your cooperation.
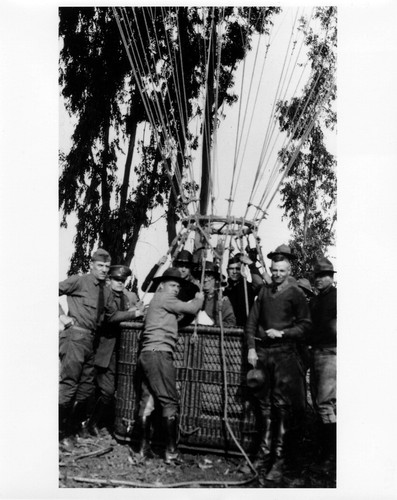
[109,265,132,280]
[192,261,221,280]
[246,368,266,390]
[313,257,336,275]
[173,249,193,267]
[267,244,296,261]
[297,278,315,296]
[149,267,187,292]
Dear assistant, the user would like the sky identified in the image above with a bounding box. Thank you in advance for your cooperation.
[59,6,336,286]
[2,1,397,499]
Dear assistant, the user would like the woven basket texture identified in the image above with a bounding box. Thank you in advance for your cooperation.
[115,321,259,453]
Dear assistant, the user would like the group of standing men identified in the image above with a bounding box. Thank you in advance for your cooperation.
[244,245,337,483]
[58,243,336,485]
[58,249,144,451]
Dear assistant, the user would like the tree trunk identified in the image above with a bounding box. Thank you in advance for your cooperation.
[199,17,216,216]
[120,119,137,212]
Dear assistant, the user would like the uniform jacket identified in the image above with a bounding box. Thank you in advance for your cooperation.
[94,289,139,369]
[202,292,236,326]
[309,285,337,347]
[223,277,255,326]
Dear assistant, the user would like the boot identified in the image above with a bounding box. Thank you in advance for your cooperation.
[88,397,113,437]
[71,400,91,439]
[240,412,272,475]
[257,413,273,472]
[137,415,154,459]
[59,404,74,451]
[318,422,336,473]
[265,410,288,483]
[164,415,181,464]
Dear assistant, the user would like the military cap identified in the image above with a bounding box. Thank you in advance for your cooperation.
[91,248,111,262]
[267,244,296,261]
[109,265,132,281]
[313,257,336,275]
[297,278,315,297]
[247,368,266,390]
[173,249,193,267]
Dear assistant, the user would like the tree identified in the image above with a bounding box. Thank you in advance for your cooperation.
[59,7,282,275]
[275,7,337,279]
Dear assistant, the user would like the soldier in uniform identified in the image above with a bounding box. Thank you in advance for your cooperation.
[58,249,143,449]
[194,261,236,326]
[245,255,311,483]
[142,249,199,300]
[136,268,204,463]
[223,254,257,326]
[85,265,143,436]
[309,257,337,471]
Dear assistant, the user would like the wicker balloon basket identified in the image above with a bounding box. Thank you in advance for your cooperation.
[114,321,260,455]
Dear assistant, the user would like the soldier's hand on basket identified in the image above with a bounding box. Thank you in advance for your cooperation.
[131,301,145,318]
[248,348,258,367]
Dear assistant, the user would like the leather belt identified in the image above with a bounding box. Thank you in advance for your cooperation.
[70,325,95,335]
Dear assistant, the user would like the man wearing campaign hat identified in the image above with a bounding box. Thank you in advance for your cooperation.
[193,261,236,326]
[223,254,257,326]
[309,257,337,472]
[245,253,311,483]
[267,244,297,262]
[84,265,143,437]
[58,249,144,450]
[297,278,315,301]
[136,268,204,463]
[142,249,198,292]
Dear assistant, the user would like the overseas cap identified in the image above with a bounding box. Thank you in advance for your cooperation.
[109,265,132,280]
[91,248,111,262]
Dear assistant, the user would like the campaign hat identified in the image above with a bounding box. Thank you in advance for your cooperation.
[193,261,221,280]
[297,278,315,297]
[173,250,193,268]
[109,265,132,281]
[267,244,296,261]
[246,368,266,390]
[313,257,336,275]
[91,248,111,262]
[151,267,187,289]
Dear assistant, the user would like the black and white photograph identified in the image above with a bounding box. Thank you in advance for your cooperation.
[1,1,397,498]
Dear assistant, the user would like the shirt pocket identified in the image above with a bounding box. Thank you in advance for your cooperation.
[82,297,97,309]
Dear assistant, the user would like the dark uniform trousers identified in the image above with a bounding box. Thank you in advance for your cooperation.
[137,351,179,418]
[59,326,96,406]
[255,343,306,423]
[95,349,117,405]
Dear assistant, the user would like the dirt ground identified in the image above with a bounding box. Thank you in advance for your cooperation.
[59,422,336,489]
